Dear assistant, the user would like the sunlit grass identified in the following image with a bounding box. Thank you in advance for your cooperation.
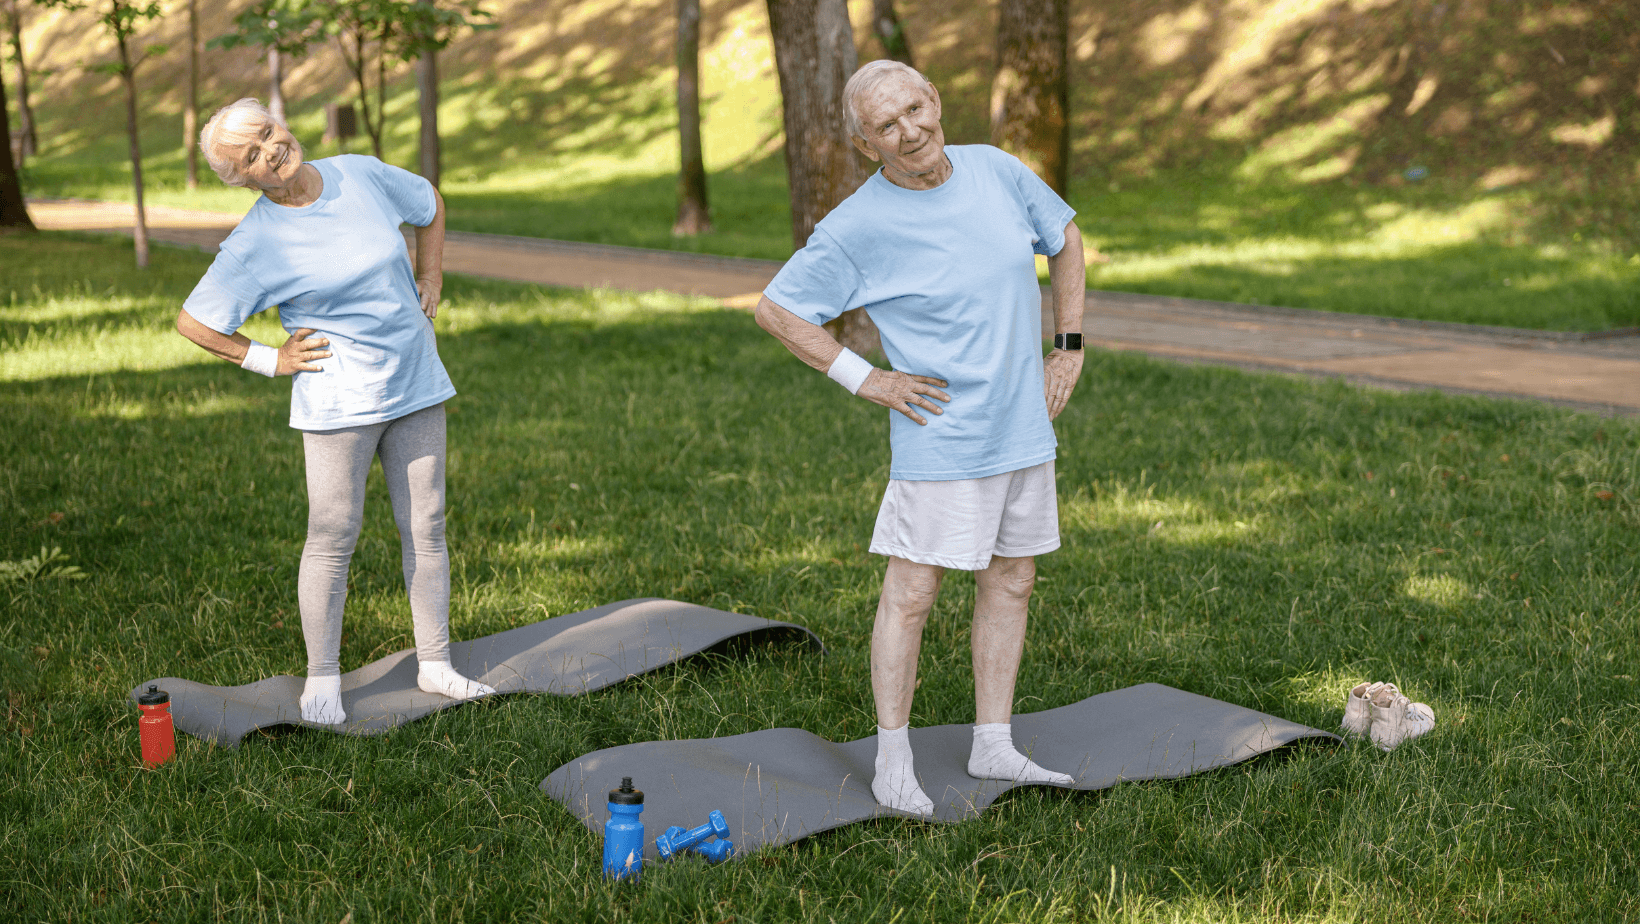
[2,234,1637,921]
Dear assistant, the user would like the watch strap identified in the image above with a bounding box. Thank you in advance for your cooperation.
[1053,332,1083,351]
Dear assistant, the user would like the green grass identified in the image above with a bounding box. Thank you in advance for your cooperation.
[3,234,1638,922]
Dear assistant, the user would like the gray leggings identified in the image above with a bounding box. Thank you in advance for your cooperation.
[298,403,449,677]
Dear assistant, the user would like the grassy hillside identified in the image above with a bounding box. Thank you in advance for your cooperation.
[10,0,1639,329]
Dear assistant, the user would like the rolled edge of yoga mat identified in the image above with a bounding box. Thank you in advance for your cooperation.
[129,598,823,747]
[542,683,1338,858]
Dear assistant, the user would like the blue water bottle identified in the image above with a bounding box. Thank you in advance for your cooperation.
[602,777,644,880]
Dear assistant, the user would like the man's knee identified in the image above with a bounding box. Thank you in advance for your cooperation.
[976,555,1035,601]
[881,559,943,619]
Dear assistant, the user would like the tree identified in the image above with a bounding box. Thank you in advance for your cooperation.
[327,0,397,158]
[0,59,35,230]
[183,0,197,188]
[870,0,913,68]
[765,0,876,353]
[393,0,490,188]
[210,0,324,127]
[990,0,1068,196]
[94,0,164,267]
[672,0,710,235]
[7,0,36,162]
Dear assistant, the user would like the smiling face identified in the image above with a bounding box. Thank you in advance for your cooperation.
[215,112,305,192]
[849,71,947,190]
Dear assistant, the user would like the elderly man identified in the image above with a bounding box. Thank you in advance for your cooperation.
[754,60,1086,815]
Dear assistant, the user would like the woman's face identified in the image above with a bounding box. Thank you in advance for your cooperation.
[224,116,305,192]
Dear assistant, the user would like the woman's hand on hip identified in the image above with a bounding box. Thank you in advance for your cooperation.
[857,369,950,426]
[417,276,442,319]
[278,328,331,375]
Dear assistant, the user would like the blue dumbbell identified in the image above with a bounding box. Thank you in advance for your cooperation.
[654,810,731,860]
[659,826,736,863]
[690,837,735,863]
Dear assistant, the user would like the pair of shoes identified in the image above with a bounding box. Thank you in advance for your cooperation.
[1341,681,1435,750]
[1341,681,1387,736]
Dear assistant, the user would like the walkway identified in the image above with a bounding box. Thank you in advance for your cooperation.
[28,198,1639,417]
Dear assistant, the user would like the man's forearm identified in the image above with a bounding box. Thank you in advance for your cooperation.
[1047,220,1085,336]
[754,295,845,372]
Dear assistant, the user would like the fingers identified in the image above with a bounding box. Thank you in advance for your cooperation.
[896,403,929,426]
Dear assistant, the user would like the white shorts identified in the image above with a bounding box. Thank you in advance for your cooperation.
[869,460,1059,571]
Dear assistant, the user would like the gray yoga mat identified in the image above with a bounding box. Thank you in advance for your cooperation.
[129,598,821,747]
[543,683,1336,857]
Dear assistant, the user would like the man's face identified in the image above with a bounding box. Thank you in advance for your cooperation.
[225,115,305,192]
[850,73,945,185]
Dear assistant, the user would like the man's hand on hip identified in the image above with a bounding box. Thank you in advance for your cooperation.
[1043,349,1083,420]
[858,369,951,426]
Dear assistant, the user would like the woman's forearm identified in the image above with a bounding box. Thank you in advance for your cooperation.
[176,307,253,364]
[415,189,446,287]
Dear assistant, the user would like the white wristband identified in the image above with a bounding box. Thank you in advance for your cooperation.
[241,341,278,377]
[825,347,875,395]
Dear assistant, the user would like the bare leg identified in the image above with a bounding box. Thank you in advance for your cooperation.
[968,555,1071,784]
[972,555,1034,725]
[871,557,944,728]
[870,556,943,814]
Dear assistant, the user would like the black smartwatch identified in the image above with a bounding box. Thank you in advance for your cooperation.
[1053,333,1083,351]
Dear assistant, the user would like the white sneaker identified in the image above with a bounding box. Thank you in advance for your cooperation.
[1341,681,1389,736]
[1368,686,1435,751]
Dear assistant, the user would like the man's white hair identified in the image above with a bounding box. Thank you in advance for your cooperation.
[843,60,935,139]
[199,98,291,187]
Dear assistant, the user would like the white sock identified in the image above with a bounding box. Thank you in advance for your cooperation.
[300,674,347,725]
[871,725,935,816]
[967,723,1073,784]
[417,660,497,700]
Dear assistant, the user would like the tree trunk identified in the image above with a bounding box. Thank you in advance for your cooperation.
[0,60,35,231]
[8,0,35,160]
[765,0,878,354]
[990,0,1068,196]
[268,47,284,123]
[870,0,914,67]
[184,0,198,189]
[415,46,438,186]
[345,29,375,158]
[372,20,388,159]
[673,0,711,236]
[118,33,148,267]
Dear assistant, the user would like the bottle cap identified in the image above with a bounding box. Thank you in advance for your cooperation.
[136,685,170,706]
[607,776,643,805]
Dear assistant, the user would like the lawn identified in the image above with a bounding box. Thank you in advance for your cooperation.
[2,234,1638,922]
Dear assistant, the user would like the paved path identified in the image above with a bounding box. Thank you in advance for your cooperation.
[29,198,1639,417]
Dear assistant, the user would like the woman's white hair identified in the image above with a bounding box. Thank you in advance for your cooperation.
[199,98,293,187]
[843,60,934,139]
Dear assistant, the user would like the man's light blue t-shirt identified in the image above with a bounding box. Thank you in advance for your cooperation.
[182,154,455,431]
[764,144,1076,481]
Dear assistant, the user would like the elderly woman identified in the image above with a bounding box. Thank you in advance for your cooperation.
[175,98,493,725]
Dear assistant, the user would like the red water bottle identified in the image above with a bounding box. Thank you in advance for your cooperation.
[137,685,175,768]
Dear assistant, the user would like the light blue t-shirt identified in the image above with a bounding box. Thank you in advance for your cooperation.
[182,154,455,431]
[764,144,1076,481]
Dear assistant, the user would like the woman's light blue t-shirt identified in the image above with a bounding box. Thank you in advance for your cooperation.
[764,144,1076,481]
[182,154,455,431]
